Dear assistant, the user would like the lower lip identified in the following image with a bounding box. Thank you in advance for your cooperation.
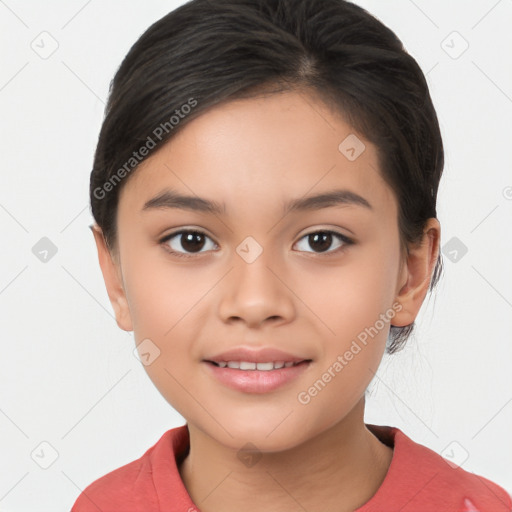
[203,361,311,394]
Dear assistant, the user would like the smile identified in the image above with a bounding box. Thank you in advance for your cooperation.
[204,359,312,393]
[210,361,304,370]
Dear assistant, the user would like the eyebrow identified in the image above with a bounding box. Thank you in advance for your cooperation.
[141,188,373,215]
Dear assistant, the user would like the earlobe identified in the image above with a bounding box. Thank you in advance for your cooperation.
[391,218,441,327]
[90,224,134,332]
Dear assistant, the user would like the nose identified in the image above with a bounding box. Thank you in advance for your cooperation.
[217,249,295,329]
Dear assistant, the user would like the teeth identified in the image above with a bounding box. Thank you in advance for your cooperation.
[256,362,273,371]
[215,360,302,371]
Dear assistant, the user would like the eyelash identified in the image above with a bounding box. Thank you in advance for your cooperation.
[159,229,355,260]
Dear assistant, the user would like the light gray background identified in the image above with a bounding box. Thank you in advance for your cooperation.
[1,1,511,510]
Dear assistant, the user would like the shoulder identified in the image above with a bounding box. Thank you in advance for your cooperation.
[367,424,512,511]
[395,427,512,511]
[70,455,157,512]
[70,426,188,512]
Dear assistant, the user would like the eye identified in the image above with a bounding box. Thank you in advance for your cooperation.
[159,228,354,259]
[294,230,354,255]
[160,230,217,258]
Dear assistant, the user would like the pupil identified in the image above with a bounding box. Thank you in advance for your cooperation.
[309,232,331,252]
[182,232,205,252]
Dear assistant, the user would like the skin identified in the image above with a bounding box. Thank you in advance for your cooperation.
[92,89,440,512]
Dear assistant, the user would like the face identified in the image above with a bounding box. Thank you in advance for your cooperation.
[95,89,437,451]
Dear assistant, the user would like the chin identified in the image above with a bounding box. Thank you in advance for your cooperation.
[209,413,317,453]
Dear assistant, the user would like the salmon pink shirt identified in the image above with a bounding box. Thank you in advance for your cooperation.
[71,423,512,512]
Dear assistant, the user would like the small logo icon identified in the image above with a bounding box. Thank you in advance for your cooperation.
[32,237,58,263]
[502,186,512,200]
[237,442,262,468]
[30,31,59,59]
[442,236,468,263]
[441,440,469,469]
[338,134,366,161]
[441,31,469,60]
[133,338,161,366]
[236,236,263,264]
[31,441,59,469]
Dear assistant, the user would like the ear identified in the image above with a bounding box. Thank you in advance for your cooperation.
[391,218,441,327]
[90,224,133,332]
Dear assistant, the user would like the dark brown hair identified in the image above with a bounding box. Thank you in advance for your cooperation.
[89,0,444,353]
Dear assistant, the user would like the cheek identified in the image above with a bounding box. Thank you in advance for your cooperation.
[121,253,210,417]
[302,246,400,343]
[295,252,398,428]
[122,246,210,339]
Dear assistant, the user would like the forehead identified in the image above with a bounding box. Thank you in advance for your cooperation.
[118,90,396,218]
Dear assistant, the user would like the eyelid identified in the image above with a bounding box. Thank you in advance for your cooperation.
[294,224,354,241]
[159,226,217,244]
[160,229,208,242]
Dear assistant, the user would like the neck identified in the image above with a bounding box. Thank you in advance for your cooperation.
[178,398,393,512]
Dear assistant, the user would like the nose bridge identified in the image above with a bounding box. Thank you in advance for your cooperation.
[218,236,294,326]
[233,235,282,301]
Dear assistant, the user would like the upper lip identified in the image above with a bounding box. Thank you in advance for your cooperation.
[204,347,310,364]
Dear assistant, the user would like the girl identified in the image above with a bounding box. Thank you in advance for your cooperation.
[73,0,511,510]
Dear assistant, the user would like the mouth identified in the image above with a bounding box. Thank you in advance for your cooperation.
[203,358,312,393]
[202,347,313,393]
[206,360,310,370]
